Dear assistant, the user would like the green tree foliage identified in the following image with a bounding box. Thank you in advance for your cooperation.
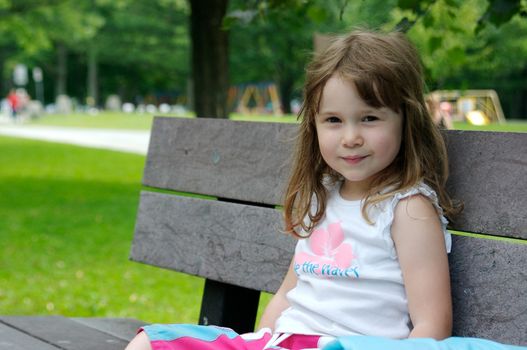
[0,0,102,96]
[228,0,348,113]
[92,0,189,104]
[400,0,527,118]
[477,0,526,32]
[240,0,527,118]
[0,0,189,105]
[1,0,526,118]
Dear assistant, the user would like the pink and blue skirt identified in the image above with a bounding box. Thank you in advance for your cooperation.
[139,324,525,350]
[140,324,333,350]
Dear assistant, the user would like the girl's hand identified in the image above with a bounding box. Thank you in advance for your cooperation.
[391,194,453,339]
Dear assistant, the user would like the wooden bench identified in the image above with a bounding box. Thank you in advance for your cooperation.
[130,117,526,345]
[2,116,525,348]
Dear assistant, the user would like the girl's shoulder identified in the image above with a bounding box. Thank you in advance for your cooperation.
[376,182,451,255]
[383,182,447,221]
[390,182,439,204]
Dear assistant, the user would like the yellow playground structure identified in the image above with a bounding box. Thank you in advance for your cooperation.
[228,82,283,116]
[428,90,506,125]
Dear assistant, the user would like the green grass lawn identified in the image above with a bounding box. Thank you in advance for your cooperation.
[28,111,527,132]
[29,111,171,130]
[0,136,206,323]
[28,111,298,129]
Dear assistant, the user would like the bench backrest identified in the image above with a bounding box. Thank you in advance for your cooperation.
[131,117,526,345]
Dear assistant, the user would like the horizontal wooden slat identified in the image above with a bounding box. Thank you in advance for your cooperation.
[0,316,129,350]
[449,235,527,345]
[445,131,526,238]
[143,117,296,206]
[130,191,296,293]
[0,322,59,349]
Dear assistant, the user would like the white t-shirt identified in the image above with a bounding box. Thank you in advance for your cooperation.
[274,182,451,339]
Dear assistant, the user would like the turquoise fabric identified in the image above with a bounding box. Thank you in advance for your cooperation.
[141,324,239,342]
[323,336,526,350]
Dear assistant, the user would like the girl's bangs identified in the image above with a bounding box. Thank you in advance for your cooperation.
[353,74,402,113]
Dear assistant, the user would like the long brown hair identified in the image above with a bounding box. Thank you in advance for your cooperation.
[284,29,461,237]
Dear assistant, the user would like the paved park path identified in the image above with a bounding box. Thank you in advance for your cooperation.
[0,124,150,155]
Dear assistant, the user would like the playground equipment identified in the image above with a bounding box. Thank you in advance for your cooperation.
[228,82,283,116]
[428,90,506,125]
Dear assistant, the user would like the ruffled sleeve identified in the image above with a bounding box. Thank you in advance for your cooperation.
[376,183,451,259]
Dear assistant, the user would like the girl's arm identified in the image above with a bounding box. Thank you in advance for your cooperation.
[391,194,453,340]
[257,258,298,331]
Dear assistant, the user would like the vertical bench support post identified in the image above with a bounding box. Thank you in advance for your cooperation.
[198,279,260,334]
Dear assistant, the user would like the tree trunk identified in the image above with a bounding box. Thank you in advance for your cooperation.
[87,44,98,107]
[55,42,67,98]
[189,0,229,118]
[518,68,527,120]
[279,77,294,115]
[0,51,6,96]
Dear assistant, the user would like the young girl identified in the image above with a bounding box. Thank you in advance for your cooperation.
[126,29,459,350]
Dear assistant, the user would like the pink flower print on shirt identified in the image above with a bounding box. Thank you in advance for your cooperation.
[294,222,358,278]
[309,222,355,269]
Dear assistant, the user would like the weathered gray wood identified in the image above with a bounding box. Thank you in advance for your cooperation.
[0,316,129,350]
[142,117,296,206]
[444,131,526,239]
[0,322,59,349]
[449,235,527,345]
[130,191,296,293]
[71,317,144,341]
[143,118,526,239]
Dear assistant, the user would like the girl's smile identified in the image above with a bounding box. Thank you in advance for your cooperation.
[315,75,403,200]
[342,155,369,164]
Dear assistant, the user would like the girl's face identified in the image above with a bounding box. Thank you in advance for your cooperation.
[315,75,403,200]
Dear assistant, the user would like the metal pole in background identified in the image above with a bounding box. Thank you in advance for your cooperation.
[13,64,28,87]
[32,67,44,104]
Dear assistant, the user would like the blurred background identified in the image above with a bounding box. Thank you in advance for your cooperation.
[0,0,526,123]
[0,0,526,326]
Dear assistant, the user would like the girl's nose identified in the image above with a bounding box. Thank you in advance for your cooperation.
[342,125,363,147]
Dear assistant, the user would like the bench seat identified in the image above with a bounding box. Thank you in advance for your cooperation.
[0,316,144,349]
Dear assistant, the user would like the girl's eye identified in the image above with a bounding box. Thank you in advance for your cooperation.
[327,116,341,123]
[362,115,378,122]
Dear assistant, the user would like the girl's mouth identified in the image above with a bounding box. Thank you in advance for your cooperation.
[342,155,368,164]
